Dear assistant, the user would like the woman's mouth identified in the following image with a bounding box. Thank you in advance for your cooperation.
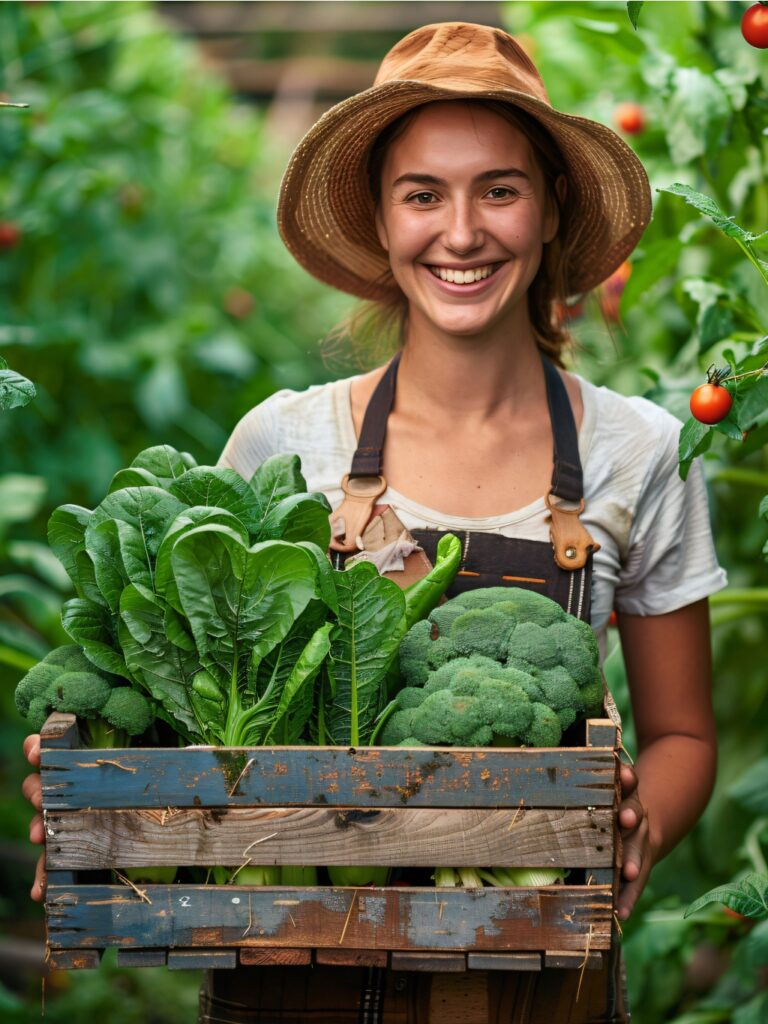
[427,262,502,284]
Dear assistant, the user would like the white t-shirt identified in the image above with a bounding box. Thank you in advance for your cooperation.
[218,373,727,649]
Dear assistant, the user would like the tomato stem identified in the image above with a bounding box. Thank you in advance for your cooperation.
[720,362,768,384]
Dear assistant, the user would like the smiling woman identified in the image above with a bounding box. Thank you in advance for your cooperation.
[21,18,726,1024]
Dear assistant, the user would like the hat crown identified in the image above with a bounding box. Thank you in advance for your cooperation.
[374,22,550,104]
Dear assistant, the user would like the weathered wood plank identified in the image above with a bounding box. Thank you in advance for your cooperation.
[116,949,167,967]
[167,948,237,970]
[316,948,388,967]
[544,950,603,970]
[391,951,466,972]
[586,720,618,749]
[39,745,617,810]
[240,947,312,966]
[45,806,614,870]
[45,948,100,970]
[40,713,79,749]
[467,952,542,971]
[45,885,613,953]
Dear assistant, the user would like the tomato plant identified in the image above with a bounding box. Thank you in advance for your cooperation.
[741,2,768,48]
[690,383,733,424]
[0,221,20,248]
[614,102,646,135]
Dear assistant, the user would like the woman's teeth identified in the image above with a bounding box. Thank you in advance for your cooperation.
[429,263,497,284]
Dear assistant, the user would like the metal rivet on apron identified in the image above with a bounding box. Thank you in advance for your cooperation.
[565,546,577,558]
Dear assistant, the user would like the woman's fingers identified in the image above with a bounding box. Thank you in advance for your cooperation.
[22,771,43,812]
[30,813,45,844]
[617,818,652,920]
[23,734,41,768]
[618,763,643,829]
[31,852,46,903]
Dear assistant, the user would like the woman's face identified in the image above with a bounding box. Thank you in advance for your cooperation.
[375,101,562,339]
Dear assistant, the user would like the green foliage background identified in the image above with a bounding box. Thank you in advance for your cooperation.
[0,1,766,1021]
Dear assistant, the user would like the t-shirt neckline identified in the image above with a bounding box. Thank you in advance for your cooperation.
[339,370,596,528]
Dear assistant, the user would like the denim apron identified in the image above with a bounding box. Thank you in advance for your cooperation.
[199,355,629,1023]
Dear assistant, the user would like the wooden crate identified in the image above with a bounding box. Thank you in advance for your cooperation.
[40,712,621,973]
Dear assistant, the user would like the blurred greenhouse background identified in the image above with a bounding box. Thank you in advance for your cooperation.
[1,2,767,1021]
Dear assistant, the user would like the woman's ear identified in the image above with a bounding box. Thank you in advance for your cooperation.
[374,205,389,252]
[543,173,567,244]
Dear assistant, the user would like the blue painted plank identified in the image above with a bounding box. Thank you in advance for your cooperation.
[45,884,612,954]
[40,745,616,810]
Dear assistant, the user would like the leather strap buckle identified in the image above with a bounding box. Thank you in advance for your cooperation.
[328,474,387,553]
[545,492,601,571]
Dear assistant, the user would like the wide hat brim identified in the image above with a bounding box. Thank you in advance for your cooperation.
[277,80,652,300]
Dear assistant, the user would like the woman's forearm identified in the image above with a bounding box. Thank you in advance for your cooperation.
[634,732,717,861]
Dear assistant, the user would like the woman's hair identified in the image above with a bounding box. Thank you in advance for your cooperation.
[324,98,576,370]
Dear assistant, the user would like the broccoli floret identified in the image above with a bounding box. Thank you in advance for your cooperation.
[450,608,511,661]
[399,620,433,686]
[397,737,427,747]
[14,663,59,717]
[410,690,493,747]
[524,703,562,746]
[396,687,430,710]
[52,672,112,717]
[102,688,154,736]
[380,708,418,745]
[27,694,57,733]
[44,644,83,668]
[450,676,535,743]
[508,622,561,670]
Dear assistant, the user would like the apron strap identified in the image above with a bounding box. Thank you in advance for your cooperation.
[540,356,583,503]
[347,350,583,501]
[349,351,401,479]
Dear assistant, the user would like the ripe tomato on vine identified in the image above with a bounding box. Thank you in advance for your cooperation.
[741,3,768,48]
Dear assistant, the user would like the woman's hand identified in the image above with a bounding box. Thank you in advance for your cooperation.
[21,734,46,902]
[616,762,658,921]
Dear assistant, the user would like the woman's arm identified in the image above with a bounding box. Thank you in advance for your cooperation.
[615,597,717,919]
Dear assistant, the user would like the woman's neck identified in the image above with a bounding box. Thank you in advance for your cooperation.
[397,308,546,423]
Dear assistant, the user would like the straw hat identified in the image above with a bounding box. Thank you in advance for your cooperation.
[277,22,651,300]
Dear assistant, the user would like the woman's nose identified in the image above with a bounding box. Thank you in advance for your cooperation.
[442,199,484,255]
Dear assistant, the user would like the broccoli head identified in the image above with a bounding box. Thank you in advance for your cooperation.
[390,587,605,748]
[14,644,154,745]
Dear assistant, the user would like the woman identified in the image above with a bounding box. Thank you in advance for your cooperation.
[23,22,725,1023]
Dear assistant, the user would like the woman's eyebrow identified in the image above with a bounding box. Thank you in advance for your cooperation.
[392,168,531,188]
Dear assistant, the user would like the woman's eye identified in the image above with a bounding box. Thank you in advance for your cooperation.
[408,192,437,205]
[487,186,517,200]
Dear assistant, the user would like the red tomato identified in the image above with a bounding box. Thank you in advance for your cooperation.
[599,261,632,321]
[614,103,646,135]
[0,222,21,248]
[689,383,733,424]
[742,3,768,48]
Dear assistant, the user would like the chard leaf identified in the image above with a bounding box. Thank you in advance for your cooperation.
[86,518,153,611]
[298,541,339,616]
[169,467,263,535]
[89,487,186,562]
[258,492,332,549]
[155,507,248,612]
[47,504,101,602]
[327,562,406,746]
[263,621,333,744]
[169,527,318,691]
[118,584,202,740]
[249,453,307,516]
[61,596,131,679]
[130,445,197,482]
[108,467,161,492]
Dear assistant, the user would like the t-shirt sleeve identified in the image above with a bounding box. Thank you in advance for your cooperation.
[613,424,727,616]
[217,394,283,481]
